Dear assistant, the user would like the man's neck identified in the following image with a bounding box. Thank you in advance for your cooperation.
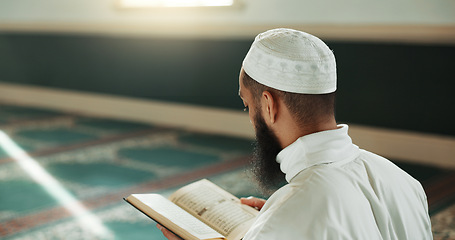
[301,118,338,136]
[277,118,338,149]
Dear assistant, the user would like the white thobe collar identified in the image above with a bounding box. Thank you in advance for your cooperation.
[276,124,360,183]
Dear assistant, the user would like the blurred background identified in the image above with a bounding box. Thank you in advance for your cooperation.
[0,0,454,239]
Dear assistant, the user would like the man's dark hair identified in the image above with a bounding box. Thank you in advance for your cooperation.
[242,71,336,127]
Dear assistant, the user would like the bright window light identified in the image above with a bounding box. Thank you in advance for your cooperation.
[120,0,234,8]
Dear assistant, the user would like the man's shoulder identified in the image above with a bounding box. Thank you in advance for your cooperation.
[357,149,424,189]
[265,171,359,213]
[282,151,426,210]
[287,163,362,197]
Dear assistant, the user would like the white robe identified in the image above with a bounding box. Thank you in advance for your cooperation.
[243,124,432,240]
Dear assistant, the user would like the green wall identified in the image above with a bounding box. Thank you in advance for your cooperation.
[1,33,454,136]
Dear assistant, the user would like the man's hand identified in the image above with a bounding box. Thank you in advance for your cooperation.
[156,224,182,240]
[240,196,266,211]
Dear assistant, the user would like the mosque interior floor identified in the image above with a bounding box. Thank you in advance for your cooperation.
[0,103,453,240]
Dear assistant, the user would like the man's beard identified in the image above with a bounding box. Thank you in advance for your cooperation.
[249,111,286,196]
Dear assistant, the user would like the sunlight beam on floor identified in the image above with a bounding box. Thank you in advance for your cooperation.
[0,130,113,239]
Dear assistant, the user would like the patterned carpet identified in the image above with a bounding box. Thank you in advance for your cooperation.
[0,103,453,239]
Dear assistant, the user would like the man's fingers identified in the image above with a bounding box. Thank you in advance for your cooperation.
[156,224,182,240]
[156,223,163,231]
[240,196,266,210]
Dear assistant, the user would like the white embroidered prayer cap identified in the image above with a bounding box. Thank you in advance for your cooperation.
[242,28,337,94]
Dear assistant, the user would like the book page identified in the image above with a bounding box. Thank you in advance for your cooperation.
[169,179,258,240]
[127,194,225,240]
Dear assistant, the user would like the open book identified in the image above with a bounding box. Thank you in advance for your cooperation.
[124,179,259,240]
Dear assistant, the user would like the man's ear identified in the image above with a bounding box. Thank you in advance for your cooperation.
[261,90,278,124]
